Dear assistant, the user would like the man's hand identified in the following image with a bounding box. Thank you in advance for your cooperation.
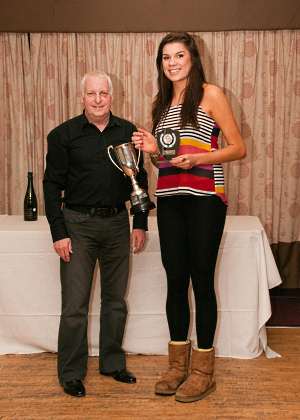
[53,238,72,262]
[131,229,146,254]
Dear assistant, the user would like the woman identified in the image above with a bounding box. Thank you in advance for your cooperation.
[132,32,246,403]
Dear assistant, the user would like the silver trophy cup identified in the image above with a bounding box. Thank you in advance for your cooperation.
[107,142,155,214]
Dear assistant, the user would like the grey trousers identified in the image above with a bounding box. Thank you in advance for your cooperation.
[57,207,130,382]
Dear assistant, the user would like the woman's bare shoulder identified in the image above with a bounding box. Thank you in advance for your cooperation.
[201,83,226,114]
[203,83,225,100]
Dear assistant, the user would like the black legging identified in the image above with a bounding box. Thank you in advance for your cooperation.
[157,195,227,349]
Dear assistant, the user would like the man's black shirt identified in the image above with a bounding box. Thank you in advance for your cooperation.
[43,112,149,242]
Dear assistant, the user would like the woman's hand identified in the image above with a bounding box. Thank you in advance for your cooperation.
[171,154,200,169]
[132,128,159,154]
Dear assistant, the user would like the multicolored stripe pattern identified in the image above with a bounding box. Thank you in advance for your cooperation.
[155,105,227,203]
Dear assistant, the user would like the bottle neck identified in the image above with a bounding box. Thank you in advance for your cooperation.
[26,173,34,192]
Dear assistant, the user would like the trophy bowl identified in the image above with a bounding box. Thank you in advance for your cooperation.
[107,142,155,214]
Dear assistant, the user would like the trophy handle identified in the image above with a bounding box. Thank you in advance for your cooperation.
[107,145,123,172]
[136,147,140,169]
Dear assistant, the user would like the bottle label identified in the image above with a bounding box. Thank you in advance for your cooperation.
[24,209,38,221]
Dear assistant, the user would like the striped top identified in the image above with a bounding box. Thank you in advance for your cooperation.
[155,104,227,203]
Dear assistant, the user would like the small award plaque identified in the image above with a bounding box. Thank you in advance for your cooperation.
[156,128,180,160]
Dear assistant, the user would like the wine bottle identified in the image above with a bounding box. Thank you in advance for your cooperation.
[24,171,38,221]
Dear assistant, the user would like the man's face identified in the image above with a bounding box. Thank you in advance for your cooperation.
[82,75,112,123]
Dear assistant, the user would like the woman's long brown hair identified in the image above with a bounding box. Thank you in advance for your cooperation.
[152,32,206,132]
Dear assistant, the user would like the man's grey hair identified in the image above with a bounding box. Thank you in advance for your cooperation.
[80,71,113,96]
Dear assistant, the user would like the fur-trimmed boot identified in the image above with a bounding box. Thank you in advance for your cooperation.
[175,347,216,403]
[155,341,191,395]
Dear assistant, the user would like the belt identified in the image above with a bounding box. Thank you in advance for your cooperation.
[66,204,125,217]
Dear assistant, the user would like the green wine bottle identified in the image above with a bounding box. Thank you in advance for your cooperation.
[24,171,38,221]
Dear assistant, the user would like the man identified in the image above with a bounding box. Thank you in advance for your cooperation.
[43,71,149,397]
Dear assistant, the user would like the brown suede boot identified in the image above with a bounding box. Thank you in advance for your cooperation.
[155,341,191,395]
[175,347,216,403]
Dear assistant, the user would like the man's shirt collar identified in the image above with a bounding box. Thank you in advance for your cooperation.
[80,111,121,130]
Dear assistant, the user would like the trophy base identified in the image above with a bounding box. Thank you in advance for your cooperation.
[130,198,156,215]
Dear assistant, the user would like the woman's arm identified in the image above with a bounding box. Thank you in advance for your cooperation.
[171,84,246,169]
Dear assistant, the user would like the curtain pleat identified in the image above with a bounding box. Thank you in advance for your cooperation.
[0,33,33,214]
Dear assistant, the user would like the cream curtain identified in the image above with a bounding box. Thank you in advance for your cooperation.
[1,31,299,284]
[0,33,33,214]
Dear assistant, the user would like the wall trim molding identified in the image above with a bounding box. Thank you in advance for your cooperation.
[1,0,300,33]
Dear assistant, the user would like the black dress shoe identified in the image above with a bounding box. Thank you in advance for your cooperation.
[100,369,136,384]
[62,379,86,397]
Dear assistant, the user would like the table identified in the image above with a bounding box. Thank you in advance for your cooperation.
[0,215,281,358]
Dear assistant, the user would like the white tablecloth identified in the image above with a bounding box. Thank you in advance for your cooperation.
[0,215,281,358]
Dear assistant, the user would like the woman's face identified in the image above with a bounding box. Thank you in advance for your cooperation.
[162,42,192,84]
